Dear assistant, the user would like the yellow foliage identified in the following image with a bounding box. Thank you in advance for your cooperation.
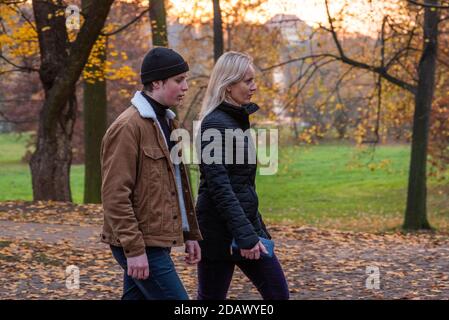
[106,65,137,83]
[0,5,38,58]
[82,24,137,84]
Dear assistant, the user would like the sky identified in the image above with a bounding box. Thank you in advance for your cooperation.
[168,0,404,37]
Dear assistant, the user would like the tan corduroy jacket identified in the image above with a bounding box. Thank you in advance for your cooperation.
[100,91,202,258]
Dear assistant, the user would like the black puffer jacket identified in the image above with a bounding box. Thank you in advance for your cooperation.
[196,101,271,261]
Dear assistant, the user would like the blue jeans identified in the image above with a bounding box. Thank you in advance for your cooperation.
[197,254,289,300]
[110,245,189,300]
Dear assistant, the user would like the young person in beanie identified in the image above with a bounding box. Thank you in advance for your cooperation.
[100,47,202,300]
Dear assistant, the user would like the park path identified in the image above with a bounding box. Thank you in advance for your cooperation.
[1,204,449,299]
[0,220,102,248]
[0,219,185,252]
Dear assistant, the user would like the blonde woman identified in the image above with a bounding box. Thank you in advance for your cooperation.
[195,51,289,300]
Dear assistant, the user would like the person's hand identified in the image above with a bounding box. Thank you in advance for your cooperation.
[240,241,268,260]
[185,240,201,264]
[127,252,150,280]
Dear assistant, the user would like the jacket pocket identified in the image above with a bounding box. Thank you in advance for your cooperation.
[142,146,167,181]
[143,146,166,166]
[142,146,167,234]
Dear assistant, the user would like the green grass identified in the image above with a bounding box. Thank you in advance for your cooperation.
[0,132,30,164]
[254,143,449,231]
[258,144,410,219]
[0,132,85,203]
[1,132,448,232]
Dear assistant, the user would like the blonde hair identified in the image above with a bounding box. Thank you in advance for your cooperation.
[199,51,253,120]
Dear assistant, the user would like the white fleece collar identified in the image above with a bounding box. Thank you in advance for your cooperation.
[131,91,176,120]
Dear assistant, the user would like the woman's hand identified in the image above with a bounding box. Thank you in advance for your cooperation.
[240,241,268,260]
[185,240,202,264]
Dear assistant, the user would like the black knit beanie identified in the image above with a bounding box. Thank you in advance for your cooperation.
[140,47,189,85]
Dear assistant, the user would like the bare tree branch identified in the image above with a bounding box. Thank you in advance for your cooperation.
[324,0,417,94]
[0,110,37,124]
[101,8,150,37]
[407,0,449,9]
[10,3,37,32]
[2,1,28,5]
[0,54,38,72]
[181,86,206,127]
[261,53,340,72]
[287,57,336,91]
[264,0,419,96]
[0,68,25,76]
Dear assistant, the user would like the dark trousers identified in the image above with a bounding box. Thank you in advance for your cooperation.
[197,253,289,300]
[110,245,189,300]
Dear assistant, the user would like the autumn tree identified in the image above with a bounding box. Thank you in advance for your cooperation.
[1,0,118,201]
[264,0,448,230]
[212,0,224,61]
[82,1,145,204]
[0,3,40,132]
[82,0,108,204]
[150,0,168,47]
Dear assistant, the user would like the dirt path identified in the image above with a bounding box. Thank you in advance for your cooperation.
[1,202,449,299]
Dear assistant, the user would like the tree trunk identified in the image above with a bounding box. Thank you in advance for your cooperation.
[30,0,74,201]
[30,95,77,201]
[149,0,173,114]
[403,1,438,230]
[30,0,114,201]
[83,41,107,204]
[149,0,168,47]
[212,0,224,62]
[226,23,232,51]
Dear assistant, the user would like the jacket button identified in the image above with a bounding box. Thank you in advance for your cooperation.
[125,249,130,254]
[171,191,176,196]
[102,235,106,239]
[173,240,177,244]
[173,215,178,219]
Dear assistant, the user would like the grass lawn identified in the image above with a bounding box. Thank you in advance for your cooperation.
[0,132,85,203]
[255,143,449,231]
[1,132,448,232]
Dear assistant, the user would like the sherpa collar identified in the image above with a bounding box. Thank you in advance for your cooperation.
[131,91,176,120]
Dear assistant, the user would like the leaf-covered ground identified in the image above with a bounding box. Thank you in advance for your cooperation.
[1,201,449,300]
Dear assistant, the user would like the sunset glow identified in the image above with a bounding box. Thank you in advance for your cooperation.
[168,0,405,37]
